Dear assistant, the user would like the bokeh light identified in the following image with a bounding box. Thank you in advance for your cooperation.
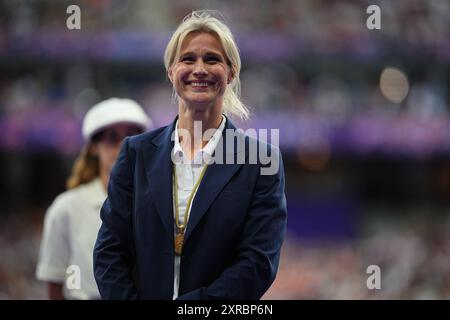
[379,67,410,104]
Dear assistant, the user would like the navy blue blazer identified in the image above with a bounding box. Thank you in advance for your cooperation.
[94,116,287,299]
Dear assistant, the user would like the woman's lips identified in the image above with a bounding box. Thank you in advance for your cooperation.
[186,81,215,90]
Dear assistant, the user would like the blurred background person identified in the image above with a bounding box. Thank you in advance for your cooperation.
[35,98,151,299]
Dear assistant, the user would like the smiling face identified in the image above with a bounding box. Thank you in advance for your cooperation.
[168,31,233,112]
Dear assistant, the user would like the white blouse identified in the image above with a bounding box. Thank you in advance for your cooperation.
[36,178,106,299]
[172,115,226,299]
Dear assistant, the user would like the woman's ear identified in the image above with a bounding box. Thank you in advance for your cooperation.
[227,74,234,84]
[227,68,235,84]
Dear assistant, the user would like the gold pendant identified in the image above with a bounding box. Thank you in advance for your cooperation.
[174,233,184,255]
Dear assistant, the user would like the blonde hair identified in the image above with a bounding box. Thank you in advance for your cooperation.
[164,10,249,120]
[66,143,99,189]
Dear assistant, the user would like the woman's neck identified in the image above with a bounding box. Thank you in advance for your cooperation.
[177,103,223,159]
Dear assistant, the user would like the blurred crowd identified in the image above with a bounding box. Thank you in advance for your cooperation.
[1,210,450,299]
[1,63,448,155]
[0,0,449,300]
[265,214,450,299]
[1,0,448,45]
[0,211,44,299]
[0,1,448,155]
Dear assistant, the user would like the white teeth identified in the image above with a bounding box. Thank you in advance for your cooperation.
[190,82,210,87]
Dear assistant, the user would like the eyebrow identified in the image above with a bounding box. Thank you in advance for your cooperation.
[179,51,224,59]
[204,52,223,59]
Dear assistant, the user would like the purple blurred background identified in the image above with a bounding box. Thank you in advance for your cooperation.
[0,0,449,299]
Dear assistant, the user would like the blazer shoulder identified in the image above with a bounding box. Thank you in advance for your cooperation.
[242,132,282,157]
[126,125,169,150]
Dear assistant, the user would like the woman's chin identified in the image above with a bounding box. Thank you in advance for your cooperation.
[184,97,214,108]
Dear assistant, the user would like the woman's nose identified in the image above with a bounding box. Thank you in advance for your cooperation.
[192,59,208,76]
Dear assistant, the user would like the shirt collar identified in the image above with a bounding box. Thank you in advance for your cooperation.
[173,115,226,164]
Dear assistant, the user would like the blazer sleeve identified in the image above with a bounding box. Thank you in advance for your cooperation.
[178,147,288,300]
[93,137,139,299]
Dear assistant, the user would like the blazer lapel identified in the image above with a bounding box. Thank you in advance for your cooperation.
[142,116,246,245]
[143,117,177,238]
[184,118,246,242]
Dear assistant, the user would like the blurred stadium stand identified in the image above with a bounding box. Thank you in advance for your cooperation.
[0,0,449,299]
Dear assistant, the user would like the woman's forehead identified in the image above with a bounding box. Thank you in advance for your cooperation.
[178,31,226,56]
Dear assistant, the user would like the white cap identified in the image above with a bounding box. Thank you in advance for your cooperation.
[82,98,151,141]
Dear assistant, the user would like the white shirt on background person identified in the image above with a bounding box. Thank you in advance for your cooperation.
[36,178,105,300]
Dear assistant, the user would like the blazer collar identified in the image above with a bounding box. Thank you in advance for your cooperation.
[145,115,245,246]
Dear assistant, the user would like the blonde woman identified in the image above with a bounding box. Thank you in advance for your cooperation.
[94,11,287,300]
[36,98,151,299]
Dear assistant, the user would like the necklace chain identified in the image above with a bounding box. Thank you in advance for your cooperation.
[173,163,208,254]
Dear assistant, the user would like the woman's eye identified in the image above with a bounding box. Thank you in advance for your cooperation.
[206,57,220,63]
[181,57,194,63]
